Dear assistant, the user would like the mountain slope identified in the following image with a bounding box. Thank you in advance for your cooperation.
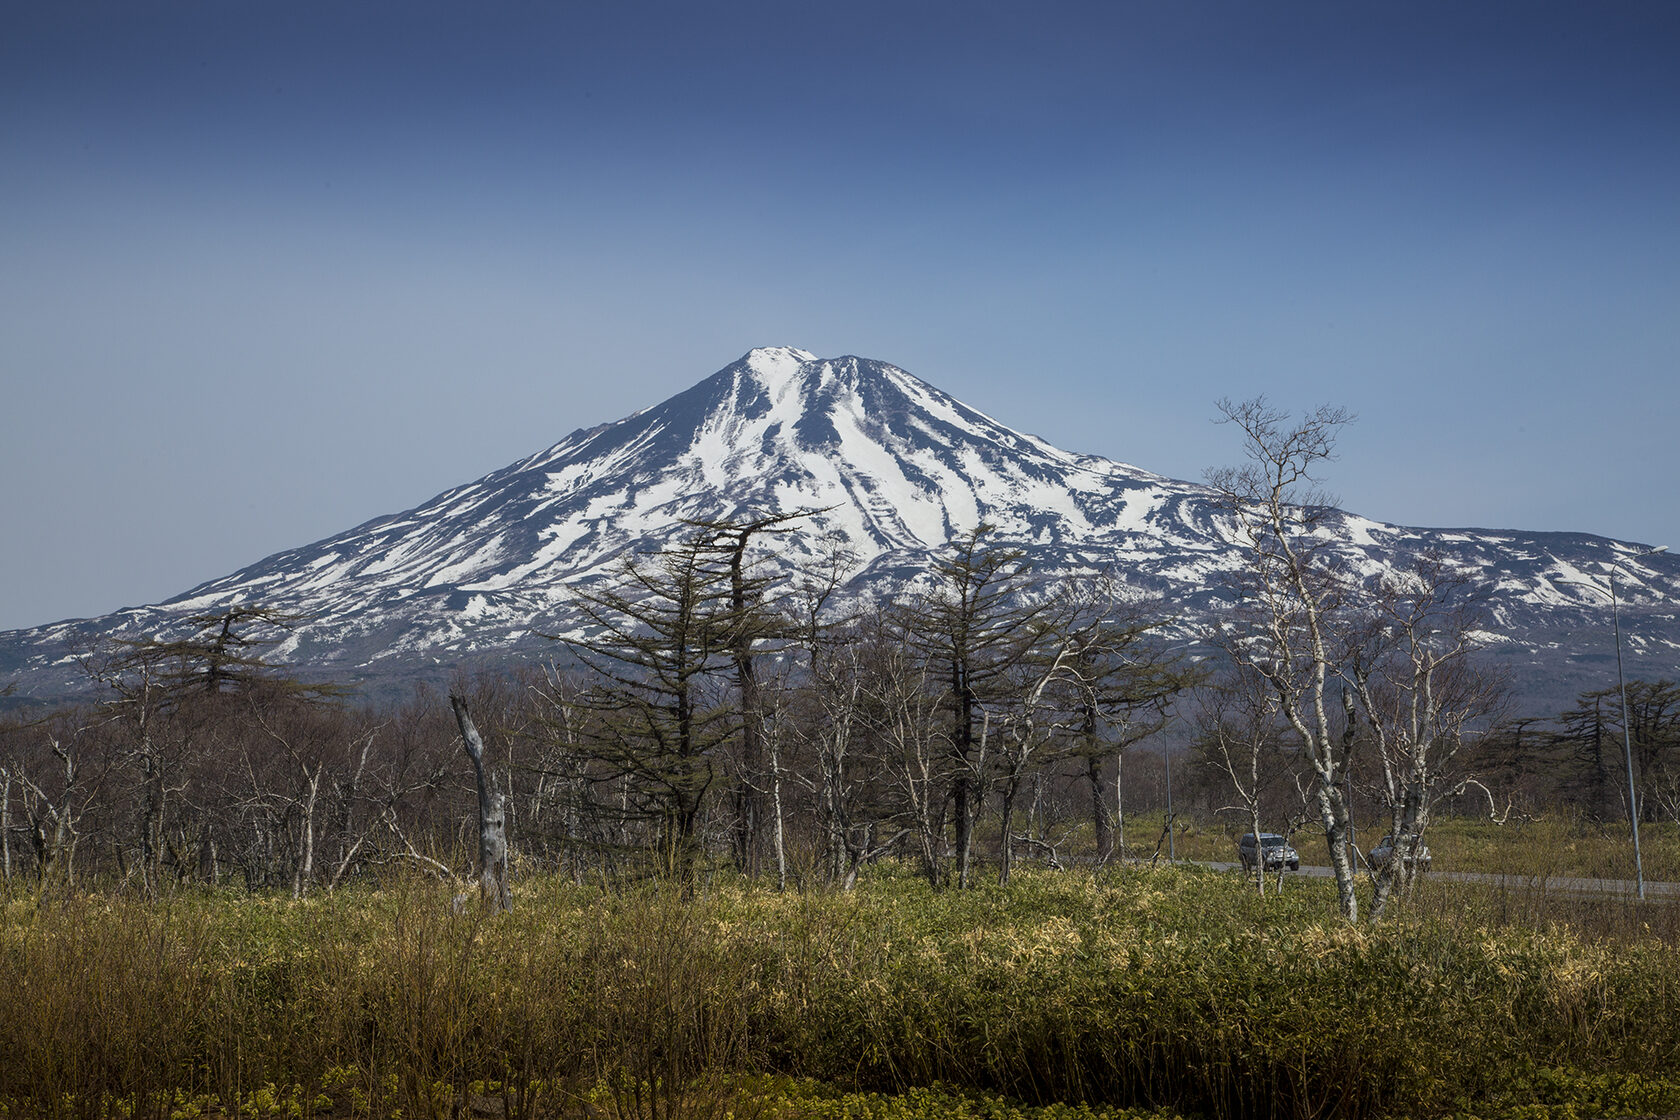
[4,347,1676,707]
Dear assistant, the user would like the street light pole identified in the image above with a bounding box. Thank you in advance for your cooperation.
[1611,545,1668,899]
[1571,544,1667,901]
[1608,563,1646,900]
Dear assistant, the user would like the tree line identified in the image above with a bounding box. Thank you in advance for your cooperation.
[3,400,1669,919]
[0,526,1197,898]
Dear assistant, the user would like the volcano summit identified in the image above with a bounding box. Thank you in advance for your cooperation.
[3,347,1675,708]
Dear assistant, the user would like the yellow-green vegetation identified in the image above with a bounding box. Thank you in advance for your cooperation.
[1420,814,1680,883]
[1131,811,1680,883]
[2,867,1678,1120]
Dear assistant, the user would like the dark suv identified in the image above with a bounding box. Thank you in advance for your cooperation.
[1238,832,1300,873]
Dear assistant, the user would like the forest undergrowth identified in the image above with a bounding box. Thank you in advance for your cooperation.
[2,864,1678,1120]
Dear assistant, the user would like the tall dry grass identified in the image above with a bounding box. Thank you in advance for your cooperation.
[0,878,761,1120]
[1423,811,1680,883]
[2,866,1678,1120]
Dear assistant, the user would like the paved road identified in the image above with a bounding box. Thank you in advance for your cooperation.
[1193,860,1680,900]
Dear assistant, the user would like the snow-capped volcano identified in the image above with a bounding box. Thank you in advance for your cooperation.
[3,347,1676,708]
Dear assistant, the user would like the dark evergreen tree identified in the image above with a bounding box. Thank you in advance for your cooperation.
[685,511,808,877]
[899,524,1049,888]
[547,535,747,878]
[1559,690,1620,817]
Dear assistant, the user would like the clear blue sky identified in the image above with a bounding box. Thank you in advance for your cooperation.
[3,1,1678,631]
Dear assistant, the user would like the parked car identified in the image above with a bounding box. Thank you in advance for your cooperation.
[1237,832,1300,873]
[1368,834,1432,873]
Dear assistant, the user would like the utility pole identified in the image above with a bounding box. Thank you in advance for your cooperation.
[1568,544,1668,901]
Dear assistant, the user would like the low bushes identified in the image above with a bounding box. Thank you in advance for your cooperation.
[1,867,1677,1119]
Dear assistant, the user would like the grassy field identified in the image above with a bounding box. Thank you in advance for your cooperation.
[3,858,1680,1120]
[1134,811,1680,883]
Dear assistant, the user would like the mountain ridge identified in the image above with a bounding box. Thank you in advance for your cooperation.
[3,347,1675,710]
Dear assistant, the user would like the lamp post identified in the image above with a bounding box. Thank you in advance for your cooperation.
[1567,544,1668,901]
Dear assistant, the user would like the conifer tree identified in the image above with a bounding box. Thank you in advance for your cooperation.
[550,535,742,878]
[900,524,1048,888]
[685,511,807,877]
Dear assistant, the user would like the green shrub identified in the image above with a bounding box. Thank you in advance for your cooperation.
[1,868,1677,1119]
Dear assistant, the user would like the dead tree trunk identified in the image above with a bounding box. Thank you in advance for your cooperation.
[1,763,12,886]
[450,695,511,912]
[769,729,788,891]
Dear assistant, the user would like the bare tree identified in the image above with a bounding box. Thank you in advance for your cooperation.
[0,757,11,886]
[15,729,102,889]
[1207,397,1362,921]
[201,687,387,893]
[81,643,176,893]
[994,643,1079,884]
[71,607,344,892]
[1648,761,1680,825]
[865,638,955,888]
[1341,554,1506,916]
[1194,662,1298,894]
[789,617,913,890]
[788,532,866,884]
[321,724,382,891]
[525,667,619,881]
